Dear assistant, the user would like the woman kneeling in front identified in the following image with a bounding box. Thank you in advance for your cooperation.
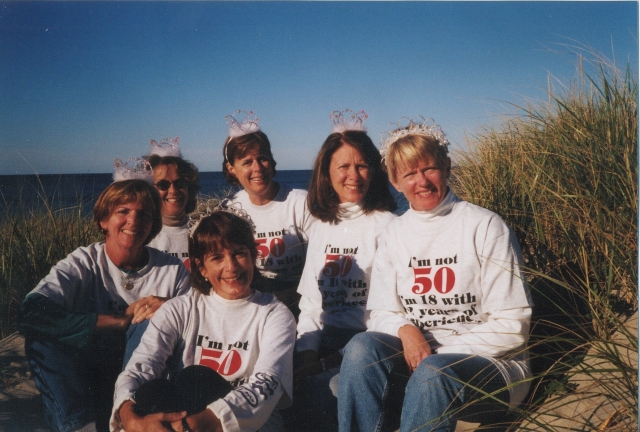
[112,209,296,432]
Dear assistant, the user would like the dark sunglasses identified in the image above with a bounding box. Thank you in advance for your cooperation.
[154,178,188,191]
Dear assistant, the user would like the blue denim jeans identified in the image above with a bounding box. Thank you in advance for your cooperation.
[337,332,510,432]
[25,337,123,432]
[122,320,149,370]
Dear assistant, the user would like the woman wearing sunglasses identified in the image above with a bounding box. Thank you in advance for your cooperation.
[146,137,201,271]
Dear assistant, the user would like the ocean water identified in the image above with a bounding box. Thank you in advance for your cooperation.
[0,170,409,215]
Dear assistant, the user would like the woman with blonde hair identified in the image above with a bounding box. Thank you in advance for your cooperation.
[338,118,533,432]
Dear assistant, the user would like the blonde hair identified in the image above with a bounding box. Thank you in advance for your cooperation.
[384,134,450,184]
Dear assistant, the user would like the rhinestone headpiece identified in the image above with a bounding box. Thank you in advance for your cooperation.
[330,109,368,133]
[113,157,154,184]
[150,136,181,158]
[226,110,260,138]
[188,199,256,238]
[380,116,450,161]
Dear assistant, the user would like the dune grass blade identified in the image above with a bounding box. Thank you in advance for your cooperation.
[451,51,637,430]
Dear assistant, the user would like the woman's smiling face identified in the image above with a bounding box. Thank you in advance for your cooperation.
[392,155,450,211]
[329,144,371,204]
[153,164,188,217]
[101,201,153,253]
[227,148,276,205]
[198,244,254,300]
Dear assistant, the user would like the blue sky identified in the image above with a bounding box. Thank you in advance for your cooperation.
[1,1,637,175]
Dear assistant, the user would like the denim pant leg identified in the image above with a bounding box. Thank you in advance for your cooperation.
[25,338,95,432]
[337,332,408,432]
[122,320,150,370]
[400,354,510,432]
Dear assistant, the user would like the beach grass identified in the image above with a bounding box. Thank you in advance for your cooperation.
[0,186,101,338]
[0,51,636,431]
[451,51,637,430]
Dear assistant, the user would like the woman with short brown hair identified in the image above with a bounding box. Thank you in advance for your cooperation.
[17,162,190,432]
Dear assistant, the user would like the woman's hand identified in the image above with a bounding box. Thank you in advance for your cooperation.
[119,400,186,432]
[131,296,169,324]
[170,409,223,432]
[398,324,431,373]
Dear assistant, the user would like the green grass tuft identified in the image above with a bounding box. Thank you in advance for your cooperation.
[451,51,637,430]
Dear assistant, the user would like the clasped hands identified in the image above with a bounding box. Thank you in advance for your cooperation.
[119,400,222,432]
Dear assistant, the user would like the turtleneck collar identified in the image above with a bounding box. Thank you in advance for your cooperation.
[337,201,365,221]
[409,188,458,221]
[162,212,189,227]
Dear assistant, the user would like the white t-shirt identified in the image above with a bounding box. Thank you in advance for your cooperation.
[30,242,191,314]
[296,202,396,353]
[367,190,533,407]
[147,223,191,270]
[112,290,296,432]
[222,183,314,283]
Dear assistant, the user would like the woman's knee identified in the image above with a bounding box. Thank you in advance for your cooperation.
[407,355,465,397]
[342,333,376,364]
[343,332,400,365]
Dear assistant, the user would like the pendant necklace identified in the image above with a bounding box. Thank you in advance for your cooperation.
[119,267,141,291]
[117,250,149,291]
[118,261,146,290]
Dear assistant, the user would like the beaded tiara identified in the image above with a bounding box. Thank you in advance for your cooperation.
[188,199,256,238]
[150,137,181,158]
[223,110,261,163]
[113,157,154,184]
[226,110,260,138]
[330,109,368,133]
[380,116,450,161]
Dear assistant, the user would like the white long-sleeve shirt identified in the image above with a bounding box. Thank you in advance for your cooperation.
[30,242,191,315]
[111,290,296,432]
[222,183,315,283]
[147,223,191,269]
[296,202,396,353]
[367,190,533,407]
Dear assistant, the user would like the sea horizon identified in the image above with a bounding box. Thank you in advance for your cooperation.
[0,170,409,215]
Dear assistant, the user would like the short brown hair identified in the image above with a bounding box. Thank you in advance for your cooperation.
[93,180,163,245]
[189,211,258,295]
[307,131,397,223]
[222,131,277,186]
[147,155,201,214]
[384,134,450,184]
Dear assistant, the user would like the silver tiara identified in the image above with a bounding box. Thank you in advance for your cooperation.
[113,157,154,184]
[150,137,181,158]
[226,110,260,138]
[380,116,450,161]
[224,110,261,163]
[188,199,256,238]
[330,109,368,133]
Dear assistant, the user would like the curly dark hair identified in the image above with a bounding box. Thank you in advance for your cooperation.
[307,131,397,223]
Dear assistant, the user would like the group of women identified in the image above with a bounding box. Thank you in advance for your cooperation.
[17,109,533,432]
